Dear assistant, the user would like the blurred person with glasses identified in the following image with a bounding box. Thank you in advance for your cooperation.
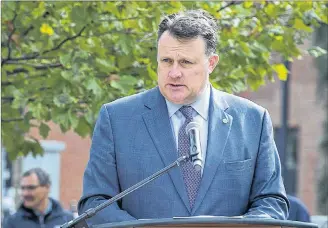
[3,168,74,228]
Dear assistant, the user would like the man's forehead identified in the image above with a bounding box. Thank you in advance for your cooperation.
[21,173,39,184]
[158,32,205,49]
[158,35,206,59]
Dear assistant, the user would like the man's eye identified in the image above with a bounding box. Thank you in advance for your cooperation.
[161,59,172,63]
[181,60,192,64]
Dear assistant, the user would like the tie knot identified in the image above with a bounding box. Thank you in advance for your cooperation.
[179,106,194,120]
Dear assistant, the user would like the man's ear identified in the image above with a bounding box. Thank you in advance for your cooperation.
[208,54,219,74]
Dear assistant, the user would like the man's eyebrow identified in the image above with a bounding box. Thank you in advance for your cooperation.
[159,55,195,60]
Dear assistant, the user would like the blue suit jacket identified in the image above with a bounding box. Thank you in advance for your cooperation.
[78,86,289,225]
[287,195,310,222]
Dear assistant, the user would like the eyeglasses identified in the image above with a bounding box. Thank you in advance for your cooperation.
[20,185,40,191]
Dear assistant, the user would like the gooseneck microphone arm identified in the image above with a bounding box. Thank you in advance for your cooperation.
[60,155,190,228]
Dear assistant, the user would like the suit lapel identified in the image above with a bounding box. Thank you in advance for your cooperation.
[192,88,233,214]
[142,87,191,213]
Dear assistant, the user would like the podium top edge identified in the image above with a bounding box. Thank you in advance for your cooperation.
[93,217,319,228]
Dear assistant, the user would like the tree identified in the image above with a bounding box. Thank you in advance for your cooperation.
[1,1,327,160]
[313,23,328,215]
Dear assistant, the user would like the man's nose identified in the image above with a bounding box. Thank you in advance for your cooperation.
[21,189,30,196]
[168,63,182,78]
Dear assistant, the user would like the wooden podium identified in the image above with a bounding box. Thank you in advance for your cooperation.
[92,217,319,228]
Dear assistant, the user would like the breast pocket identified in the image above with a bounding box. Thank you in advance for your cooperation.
[224,158,253,172]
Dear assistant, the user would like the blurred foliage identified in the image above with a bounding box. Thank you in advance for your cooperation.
[1,1,327,159]
[313,23,328,215]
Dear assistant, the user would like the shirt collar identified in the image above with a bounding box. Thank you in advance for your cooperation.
[33,198,52,216]
[165,83,210,120]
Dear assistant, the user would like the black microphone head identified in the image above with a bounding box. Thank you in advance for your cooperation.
[185,121,203,170]
[186,121,200,134]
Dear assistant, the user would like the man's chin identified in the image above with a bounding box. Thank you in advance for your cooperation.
[23,202,34,208]
[168,95,196,105]
[163,90,195,105]
[171,100,195,105]
[168,97,185,105]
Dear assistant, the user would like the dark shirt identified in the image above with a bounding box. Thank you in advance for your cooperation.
[287,195,311,222]
[3,198,74,228]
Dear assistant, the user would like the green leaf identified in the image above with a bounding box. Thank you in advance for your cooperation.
[71,5,88,23]
[6,1,17,11]
[12,90,28,109]
[117,35,131,55]
[243,1,253,9]
[104,2,120,17]
[95,58,116,73]
[264,4,276,17]
[2,2,16,20]
[240,42,251,54]
[85,78,103,98]
[117,55,133,69]
[68,110,79,129]
[31,2,45,19]
[147,65,157,80]
[110,75,138,94]
[1,47,9,58]
[294,18,313,32]
[247,76,266,91]
[53,94,73,107]
[28,140,44,157]
[29,103,46,119]
[272,63,288,81]
[39,122,51,138]
[60,53,72,67]
[61,71,73,81]
[75,117,91,137]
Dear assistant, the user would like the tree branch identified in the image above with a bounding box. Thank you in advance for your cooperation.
[1,96,36,103]
[1,97,15,102]
[6,13,18,62]
[98,16,140,21]
[1,116,37,123]
[1,82,13,86]
[81,29,136,38]
[2,73,49,86]
[1,118,25,123]
[217,1,243,12]
[43,25,87,55]
[2,54,40,63]
[22,25,34,37]
[6,63,63,75]
[2,26,87,64]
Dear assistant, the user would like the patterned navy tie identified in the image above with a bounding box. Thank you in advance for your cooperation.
[178,106,202,208]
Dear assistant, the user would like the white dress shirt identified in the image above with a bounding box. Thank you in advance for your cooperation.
[165,84,210,174]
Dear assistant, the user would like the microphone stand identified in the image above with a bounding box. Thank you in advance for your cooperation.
[60,155,189,228]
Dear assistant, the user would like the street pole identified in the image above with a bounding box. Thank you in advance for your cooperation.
[280,60,291,179]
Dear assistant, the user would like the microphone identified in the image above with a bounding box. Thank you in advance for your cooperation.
[186,122,203,171]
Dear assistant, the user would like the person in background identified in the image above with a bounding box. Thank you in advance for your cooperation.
[3,168,74,228]
[287,194,311,222]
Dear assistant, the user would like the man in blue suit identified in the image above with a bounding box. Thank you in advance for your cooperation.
[78,9,289,225]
